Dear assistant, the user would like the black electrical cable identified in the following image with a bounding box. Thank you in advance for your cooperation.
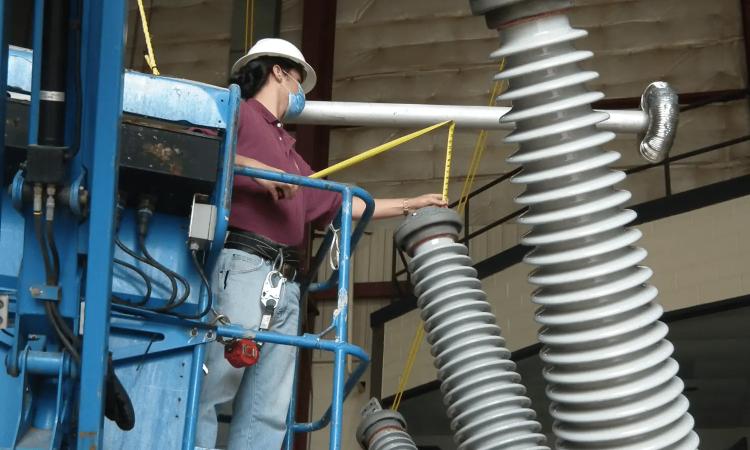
[137,233,192,312]
[113,258,152,306]
[45,216,81,362]
[114,202,205,319]
[1,330,14,337]
[113,204,158,307]
[177,249,213,320]
[114,206,191,312]
[115,237,179,306]
[111,250,212,320]
[34,213,53,282]
[45,194,85,360]
[135,202,192,308]
[132,198,193,310]
[35,211,80,361]
[46,219,60,285]
[45,302,81,362]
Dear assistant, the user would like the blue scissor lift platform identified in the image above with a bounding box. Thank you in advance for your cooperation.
[0,2,372,449]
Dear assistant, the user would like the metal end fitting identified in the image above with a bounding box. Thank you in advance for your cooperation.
[45,185,56,221]
[469,0,572,28]
[639,81,679,163]
[394,207,462,256]
[356,398,414,450]
[136,195,156,236]
[469,0,527,15]
[32,183,43,214]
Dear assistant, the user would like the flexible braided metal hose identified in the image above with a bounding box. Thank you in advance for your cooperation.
[395,208,549,450]
[357,398,418,450]
[470,1,699,448]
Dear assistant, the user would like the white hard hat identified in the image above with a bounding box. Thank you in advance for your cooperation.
[231,38,317,94]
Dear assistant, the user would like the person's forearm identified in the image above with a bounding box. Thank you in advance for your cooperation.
[234,155,299,200]
[233,155,263,190]
[353,197,406,220]
[235,155,275,171]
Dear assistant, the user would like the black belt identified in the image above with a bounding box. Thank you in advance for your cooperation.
[225,230,300,281]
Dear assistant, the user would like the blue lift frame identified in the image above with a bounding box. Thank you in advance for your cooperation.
[1,2,374,448]
[230,168,375,450]
[103,169,374,450]
[76,1,129,447]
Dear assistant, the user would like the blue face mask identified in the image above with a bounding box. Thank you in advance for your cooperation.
[283,77,305,120]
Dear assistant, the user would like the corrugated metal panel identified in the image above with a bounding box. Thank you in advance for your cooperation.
[125,0,233,85]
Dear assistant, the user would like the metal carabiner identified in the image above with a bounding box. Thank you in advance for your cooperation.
[260,269,285,307]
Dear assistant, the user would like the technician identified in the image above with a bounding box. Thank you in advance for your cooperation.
[196,38,446,450]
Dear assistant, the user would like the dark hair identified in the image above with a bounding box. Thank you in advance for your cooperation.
[230,56,304,100]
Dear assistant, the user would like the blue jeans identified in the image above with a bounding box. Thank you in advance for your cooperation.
[196,248,300,450]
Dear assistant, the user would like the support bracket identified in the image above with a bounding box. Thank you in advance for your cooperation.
[29,285,61,301]
[110,315,216,363]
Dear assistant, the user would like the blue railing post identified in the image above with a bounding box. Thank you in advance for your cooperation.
[229,168,373,450]
[284,348,301,450]
[328,188,353,450]
[284,225,338,450]
[76,0,128,448]
[181,85,242,450]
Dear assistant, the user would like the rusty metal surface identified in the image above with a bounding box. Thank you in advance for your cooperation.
[119,123,220,182]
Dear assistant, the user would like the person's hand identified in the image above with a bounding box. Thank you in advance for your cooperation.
[252,166,298,201]
[256,175,298,201]
[235,155,299,201]
[408,193,448,210]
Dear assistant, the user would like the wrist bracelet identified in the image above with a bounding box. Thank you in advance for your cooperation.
[402,199,410,216]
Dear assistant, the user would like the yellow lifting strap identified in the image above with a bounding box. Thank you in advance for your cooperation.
[388,123,454,411]
[456,59,508,213]
[308,121,455,412]
[391,325,425,411]
[391,61,507,411]
[310,121,454,413]
[442,122,457,202]
[310,121,455,180]
[137,0,160,76]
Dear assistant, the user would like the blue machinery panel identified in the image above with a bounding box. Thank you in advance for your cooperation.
[0,2,373,449]
[8,46,233,130]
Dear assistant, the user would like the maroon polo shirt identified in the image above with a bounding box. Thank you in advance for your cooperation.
[230,99,341,247]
